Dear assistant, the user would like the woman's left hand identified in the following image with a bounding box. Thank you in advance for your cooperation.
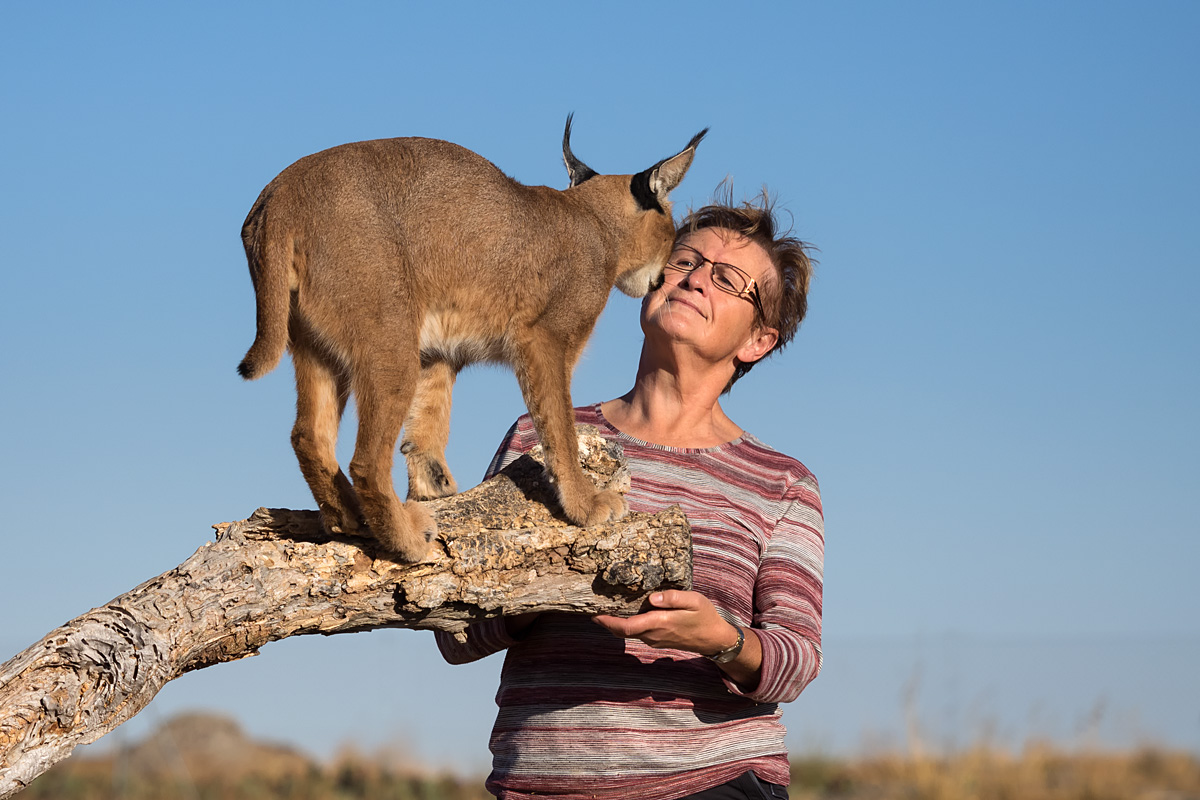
[593,590,737,655]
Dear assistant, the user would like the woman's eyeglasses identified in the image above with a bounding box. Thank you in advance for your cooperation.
[665,245,764,319]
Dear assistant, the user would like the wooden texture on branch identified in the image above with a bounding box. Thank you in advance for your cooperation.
[0,429,692,798]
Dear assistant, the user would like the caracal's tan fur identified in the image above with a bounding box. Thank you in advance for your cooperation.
[238,119,705,561]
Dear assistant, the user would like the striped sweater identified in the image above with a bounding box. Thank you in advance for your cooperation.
[436,404,824,800]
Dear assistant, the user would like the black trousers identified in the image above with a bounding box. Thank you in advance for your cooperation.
[679,770,789,800]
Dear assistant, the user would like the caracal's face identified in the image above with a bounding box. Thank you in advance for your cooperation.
[615,258,667,297]
[613,204,677,298]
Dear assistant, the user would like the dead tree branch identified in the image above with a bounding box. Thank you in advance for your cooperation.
[0,429,692,798]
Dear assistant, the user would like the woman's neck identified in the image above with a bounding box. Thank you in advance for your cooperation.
[601,357,742,448]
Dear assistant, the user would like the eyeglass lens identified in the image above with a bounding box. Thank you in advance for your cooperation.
[669,247,750,294]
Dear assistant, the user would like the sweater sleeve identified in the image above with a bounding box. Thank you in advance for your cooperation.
[433,417,537,665]
[435,616,520,665]
[725,470,825,703]
[483,417,536,478]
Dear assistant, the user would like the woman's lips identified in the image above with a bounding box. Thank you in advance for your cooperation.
[666,294,706,318]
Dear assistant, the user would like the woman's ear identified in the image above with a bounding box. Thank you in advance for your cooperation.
[737,326,779,365]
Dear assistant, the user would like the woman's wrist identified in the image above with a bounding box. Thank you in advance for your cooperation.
[704,623,745,663]
[712,626,763,691]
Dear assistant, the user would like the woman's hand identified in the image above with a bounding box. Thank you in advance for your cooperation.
[594,590,731,653]
[593,590,763,688]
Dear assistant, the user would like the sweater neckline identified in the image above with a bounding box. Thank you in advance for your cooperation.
[590,403,752,455]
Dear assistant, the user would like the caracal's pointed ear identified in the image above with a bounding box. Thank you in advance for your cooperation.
[630,128,709,211]
[563,113,599,187]
[737,325,779,365]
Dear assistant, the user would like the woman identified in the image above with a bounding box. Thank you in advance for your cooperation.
[437,195,822,800]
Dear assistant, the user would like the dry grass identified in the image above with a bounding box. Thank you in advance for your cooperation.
[20,713,493,800]
[20,711,1200,800]
[24,754,492,800]
[23,745,1200,800]
[789,744,1200,800]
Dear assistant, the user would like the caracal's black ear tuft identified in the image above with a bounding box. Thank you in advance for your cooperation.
[563,113,599,188]
[683,127,709,154]
[630,127,709,212]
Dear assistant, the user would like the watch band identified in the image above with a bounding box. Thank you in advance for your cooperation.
[705,625,745,664]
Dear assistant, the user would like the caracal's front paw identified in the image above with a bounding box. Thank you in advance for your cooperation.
[369,500,437,563]
[561,487,629,527]
[318,503,367,538]
[405,451,459,501]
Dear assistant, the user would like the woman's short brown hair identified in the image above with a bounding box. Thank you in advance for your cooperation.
[676,189,816,392]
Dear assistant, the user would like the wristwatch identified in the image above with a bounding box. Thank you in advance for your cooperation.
[705,625,745,664]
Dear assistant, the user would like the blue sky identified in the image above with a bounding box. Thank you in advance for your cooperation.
[2,1,1197,769]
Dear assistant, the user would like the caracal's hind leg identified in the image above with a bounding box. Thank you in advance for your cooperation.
[291,345,364,537]
[348,346,434,562]
[401,360,459,501]
[513,331,627,526]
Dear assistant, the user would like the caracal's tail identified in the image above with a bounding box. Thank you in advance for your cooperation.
[237,188,292,380]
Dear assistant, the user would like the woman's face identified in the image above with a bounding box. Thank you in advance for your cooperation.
[640,227,778,369]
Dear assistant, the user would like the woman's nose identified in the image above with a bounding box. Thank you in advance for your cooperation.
[679,262,713,292]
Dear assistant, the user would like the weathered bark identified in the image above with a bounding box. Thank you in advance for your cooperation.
[0,429,692,798]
